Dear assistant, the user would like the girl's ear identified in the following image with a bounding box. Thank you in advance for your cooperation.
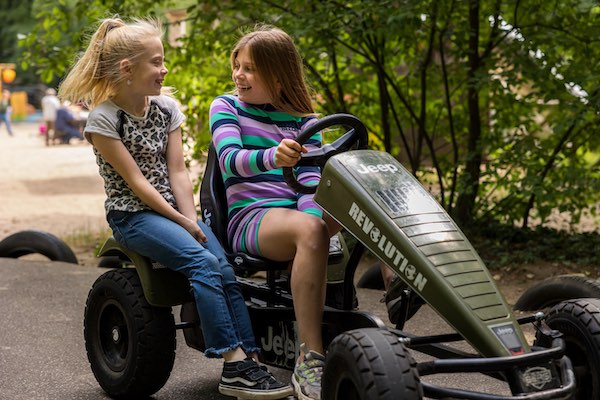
[119,59,132,78]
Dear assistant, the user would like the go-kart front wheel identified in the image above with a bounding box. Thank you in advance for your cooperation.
[84,269,176,399]
[322,328,422,400]
[535,298,600,400]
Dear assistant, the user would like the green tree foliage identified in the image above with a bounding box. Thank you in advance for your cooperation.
[0,0,37,84]
[19,0,600,229]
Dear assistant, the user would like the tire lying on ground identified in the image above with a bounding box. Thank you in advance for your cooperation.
[514,274,600,311]
[0,229,78,264]
[356,262,385,289]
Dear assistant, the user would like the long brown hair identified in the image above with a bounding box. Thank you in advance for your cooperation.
[59,17,166,108]
[231,25,315,116]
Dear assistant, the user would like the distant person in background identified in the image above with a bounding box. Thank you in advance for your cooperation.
[0,89,14,137]
[55,101,84,144]
[41,88,61,145]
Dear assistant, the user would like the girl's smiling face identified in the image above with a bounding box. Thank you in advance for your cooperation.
[232,47,274,105]
[130,36,168,96]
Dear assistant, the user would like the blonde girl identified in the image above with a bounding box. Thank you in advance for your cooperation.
[60,17,292,400]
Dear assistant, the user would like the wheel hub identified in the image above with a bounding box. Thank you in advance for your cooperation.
[111,326,121,343]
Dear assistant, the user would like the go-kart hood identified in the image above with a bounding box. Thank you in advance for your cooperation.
[315,150,529,358]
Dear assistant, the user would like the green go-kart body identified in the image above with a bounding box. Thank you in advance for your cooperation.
[88,114,593,400]
[317,149,527,358]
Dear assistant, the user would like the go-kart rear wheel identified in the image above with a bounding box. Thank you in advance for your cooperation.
[535,298,600,400]
[322,328,422,400]
[84,269,176,399]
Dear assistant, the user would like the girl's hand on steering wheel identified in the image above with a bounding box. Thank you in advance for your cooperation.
[275,138,307,168]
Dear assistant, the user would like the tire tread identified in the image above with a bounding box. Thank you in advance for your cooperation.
[323,328,422,400]
[84,269,176,399]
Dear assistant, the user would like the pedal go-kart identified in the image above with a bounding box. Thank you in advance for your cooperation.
[84,113,600,399]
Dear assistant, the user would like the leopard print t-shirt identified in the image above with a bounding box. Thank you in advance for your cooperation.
[84,95,186,214]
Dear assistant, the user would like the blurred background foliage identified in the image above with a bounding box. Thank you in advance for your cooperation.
[5,0,600,244]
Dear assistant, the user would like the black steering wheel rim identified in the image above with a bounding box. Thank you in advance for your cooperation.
[282,113,368,194]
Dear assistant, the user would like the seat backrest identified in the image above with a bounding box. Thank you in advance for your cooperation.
[199,143,231,251]
[200,143,289,271]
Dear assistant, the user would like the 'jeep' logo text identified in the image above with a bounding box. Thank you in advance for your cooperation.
[348,202,427,292]
[356,163,398,174]
[261,324,297,361]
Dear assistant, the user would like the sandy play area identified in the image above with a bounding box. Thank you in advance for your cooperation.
[0,122,107,240]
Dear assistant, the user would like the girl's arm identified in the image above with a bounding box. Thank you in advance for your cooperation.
[294,126,323,218]
[210,97,279,177]
[91,132,207,242]
[166,127,198,223]
[210,96,321,217]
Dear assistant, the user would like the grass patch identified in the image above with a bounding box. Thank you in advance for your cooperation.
[62,226,112,258]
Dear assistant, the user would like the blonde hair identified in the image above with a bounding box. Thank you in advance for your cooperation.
[59,17,165,108]
[231,25,314,116]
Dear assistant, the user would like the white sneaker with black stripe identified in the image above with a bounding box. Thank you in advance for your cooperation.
[218,357,293,399]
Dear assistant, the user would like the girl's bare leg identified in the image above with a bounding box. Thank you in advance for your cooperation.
[257,209,330,356]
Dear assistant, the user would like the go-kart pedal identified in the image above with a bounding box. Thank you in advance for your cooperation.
[382,276,426,326]
[327,234,344,263]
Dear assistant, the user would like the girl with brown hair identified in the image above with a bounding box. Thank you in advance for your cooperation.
[210,25,337,400]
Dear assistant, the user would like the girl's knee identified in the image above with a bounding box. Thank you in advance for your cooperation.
[202,252,221,271]
[220,264,237,283]
[296,217,329,253]
[302,216,329,239]
[187,254,225,286]
[181,249,220,273]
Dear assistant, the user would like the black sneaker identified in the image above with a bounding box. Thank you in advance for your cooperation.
[218,357,294,399]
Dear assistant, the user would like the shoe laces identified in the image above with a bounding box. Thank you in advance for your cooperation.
[297,344,325,383]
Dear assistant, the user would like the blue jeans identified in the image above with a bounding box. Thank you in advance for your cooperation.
[57,125,83,143]
[0,112,13,136]
[107,210,259,358]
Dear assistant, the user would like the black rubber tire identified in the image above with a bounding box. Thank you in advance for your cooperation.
[535,298,600,400]
[0,229,78,264]
[356,263,384,289]
[322,328,422,400]
[84,269,176,399]
[514,275,600,311]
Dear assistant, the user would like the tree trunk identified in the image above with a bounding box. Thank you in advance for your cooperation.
[453,0,483,225]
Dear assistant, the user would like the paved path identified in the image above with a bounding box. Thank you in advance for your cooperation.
[0,257,513,399]
[0,259,256,400]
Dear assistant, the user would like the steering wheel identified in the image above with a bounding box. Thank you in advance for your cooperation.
[282,113,368,194]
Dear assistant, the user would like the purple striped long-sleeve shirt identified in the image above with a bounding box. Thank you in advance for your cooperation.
[209,95,323,248]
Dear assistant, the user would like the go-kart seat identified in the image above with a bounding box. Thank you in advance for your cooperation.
[200,144,289,271]
[200,143,345,272]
